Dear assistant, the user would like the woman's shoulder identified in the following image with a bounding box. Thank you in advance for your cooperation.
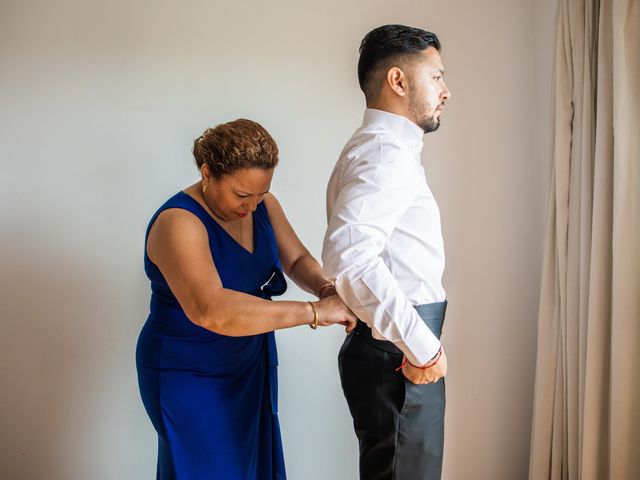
[151,189,208,224]
[154,205,204,230]
[261,192,283,218]
[146,190,209,245]
[146,204,208,264]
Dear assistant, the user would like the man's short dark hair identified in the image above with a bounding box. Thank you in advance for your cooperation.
[358,24,441,98]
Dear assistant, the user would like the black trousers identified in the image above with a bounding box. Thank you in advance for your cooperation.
[338,302,447,480]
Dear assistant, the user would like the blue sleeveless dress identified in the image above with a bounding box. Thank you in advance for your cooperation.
[136,191,288,480]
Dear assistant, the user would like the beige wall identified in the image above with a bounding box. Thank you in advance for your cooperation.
[0,0,556,478]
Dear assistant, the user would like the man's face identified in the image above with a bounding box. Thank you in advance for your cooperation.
[406,47,451,133]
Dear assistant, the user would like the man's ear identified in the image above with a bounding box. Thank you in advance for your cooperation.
[387,67,408,97]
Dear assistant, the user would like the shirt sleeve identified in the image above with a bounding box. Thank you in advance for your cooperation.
[321,140,441,365]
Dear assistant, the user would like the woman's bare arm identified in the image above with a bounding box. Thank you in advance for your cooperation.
[147,208,316,336]
[263,193,333,298]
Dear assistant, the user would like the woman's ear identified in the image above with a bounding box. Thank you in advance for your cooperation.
[200,163,210,180]
[200,164,212,193]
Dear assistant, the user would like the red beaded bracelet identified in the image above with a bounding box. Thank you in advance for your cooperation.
[395,347,443,372]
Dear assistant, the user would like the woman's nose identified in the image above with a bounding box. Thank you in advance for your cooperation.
[246,196,258,212]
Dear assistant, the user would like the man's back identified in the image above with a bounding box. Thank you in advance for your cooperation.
[323,108,446,356]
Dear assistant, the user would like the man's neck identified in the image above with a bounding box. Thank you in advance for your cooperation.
[365,98,420,129]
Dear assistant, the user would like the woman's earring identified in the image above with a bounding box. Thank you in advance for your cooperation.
[202,182,208,193]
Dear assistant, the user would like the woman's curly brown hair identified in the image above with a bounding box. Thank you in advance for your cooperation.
[192,119,279,178]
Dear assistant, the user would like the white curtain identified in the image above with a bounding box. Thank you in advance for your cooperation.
[529,0,640,479]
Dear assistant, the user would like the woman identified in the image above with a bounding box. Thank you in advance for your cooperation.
[136,119,356,480]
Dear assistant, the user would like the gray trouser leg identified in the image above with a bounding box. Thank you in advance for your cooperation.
[338,302,446,480]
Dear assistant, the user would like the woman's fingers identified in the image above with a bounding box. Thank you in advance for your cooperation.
[342,316,357,333]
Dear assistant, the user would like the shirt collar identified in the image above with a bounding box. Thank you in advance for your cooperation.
[362,108,424,156]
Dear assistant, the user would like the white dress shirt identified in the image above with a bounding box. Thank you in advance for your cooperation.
[322,108,446,366]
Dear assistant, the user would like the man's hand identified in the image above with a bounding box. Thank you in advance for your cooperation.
[401,347,447,384]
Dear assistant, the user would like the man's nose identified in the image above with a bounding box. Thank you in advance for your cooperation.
[442,82,451,101]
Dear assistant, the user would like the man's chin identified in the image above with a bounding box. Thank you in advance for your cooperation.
[422,117,441,134]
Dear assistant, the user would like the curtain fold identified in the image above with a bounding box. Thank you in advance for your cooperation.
[529,0,639,479]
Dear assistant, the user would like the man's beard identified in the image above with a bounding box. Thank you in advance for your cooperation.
[418,115,440,134]
[408,94,441,133]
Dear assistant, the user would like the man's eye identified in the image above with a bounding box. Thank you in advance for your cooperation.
[434,76,442,81]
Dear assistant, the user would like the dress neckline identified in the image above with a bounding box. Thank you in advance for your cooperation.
[178,190,258,256]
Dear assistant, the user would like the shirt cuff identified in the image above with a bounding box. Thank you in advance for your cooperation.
[389,321,441,366]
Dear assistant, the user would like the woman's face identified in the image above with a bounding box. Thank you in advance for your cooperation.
[203,167,274,221]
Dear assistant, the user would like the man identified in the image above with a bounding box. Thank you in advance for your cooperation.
[321,25,452,480]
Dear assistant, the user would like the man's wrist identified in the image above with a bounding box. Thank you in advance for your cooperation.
[427,346,442,363]
[409,346,443,369]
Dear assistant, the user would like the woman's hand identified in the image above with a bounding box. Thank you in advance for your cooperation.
[312,295,357,333]
[318,283,337,299]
